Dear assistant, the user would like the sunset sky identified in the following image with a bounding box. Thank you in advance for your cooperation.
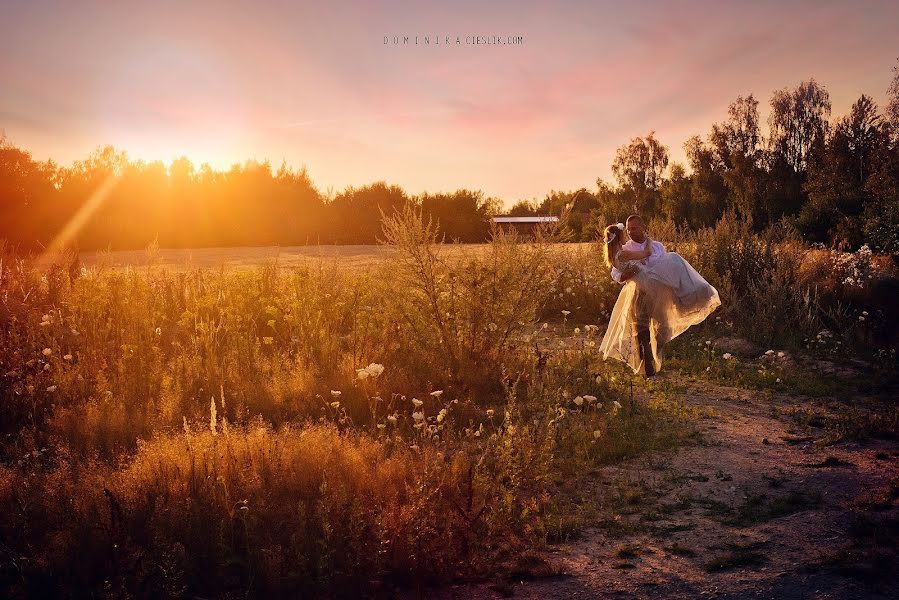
[1,0,897,206]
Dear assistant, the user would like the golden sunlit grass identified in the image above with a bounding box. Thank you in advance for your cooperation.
[0,211,895,596]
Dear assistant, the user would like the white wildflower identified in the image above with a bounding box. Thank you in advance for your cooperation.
[412,398,424,407]
[573,396,584,406]
[330,390,341,397]
[723,353,733,360]
[430,390,443,398]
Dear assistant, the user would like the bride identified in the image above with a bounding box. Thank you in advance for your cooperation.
[597,220,721,376]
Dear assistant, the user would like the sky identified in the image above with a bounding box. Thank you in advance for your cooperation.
[1,0,897,206]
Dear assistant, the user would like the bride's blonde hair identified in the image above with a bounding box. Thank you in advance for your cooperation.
[602,223,624,268]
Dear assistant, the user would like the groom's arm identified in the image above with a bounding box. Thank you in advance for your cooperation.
[612,264,638,283]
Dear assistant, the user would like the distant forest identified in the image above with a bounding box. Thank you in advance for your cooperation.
[2,61,899,253]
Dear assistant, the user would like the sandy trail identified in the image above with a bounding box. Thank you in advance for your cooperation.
[428,380,898,599]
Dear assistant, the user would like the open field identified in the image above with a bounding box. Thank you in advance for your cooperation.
[74,242,603,272]
[2,212,897,598]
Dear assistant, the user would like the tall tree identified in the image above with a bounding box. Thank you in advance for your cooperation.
[611,131,669,214]
[711,95,763,222]
[768,79,832,175]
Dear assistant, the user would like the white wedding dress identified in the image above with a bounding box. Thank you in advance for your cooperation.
[599,250,721,374]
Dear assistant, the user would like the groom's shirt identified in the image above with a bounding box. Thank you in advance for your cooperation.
[611,239,666,284]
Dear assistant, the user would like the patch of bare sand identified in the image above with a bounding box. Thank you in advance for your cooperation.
[423,381,898,599]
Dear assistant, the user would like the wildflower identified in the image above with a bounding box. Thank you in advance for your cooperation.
[705,340,711,346]
[595,375,602,384]
[862,311,868,316]
[262,336,274,345]
[357,363,385,379]
[46,385,57,392]
[155,327,162,336]
[593,430,602,440]
[430,390,443,398]
[587,340,596,348]
[542,323,549,329]
[765,350,774,356]
[43,364,50,371]
[562,390,570,399]
[561,310,571,316]
[356,368,370,380]
[42,348,52,356]
[487,322,498,332]
[486,409,495,417]
[330,390,341,397]
[565,287,572,293]
[859,316,865,322]
[330,401,340,409]
[437,408,448,423]
[706,366,711,371]
[63,354,72,361]
[723,353,733,360]
[776,378,781,383]
[613,400,622,409]
[412,398,423,407]
[574,327,581,334]
[376,423,386,429]
[573,396,584,406]
[777,351,785,358]
[266,319,276,328]
[583,395,597,403]
[387,414,398,424]
[410,444,420,451]
[412,411,425,422]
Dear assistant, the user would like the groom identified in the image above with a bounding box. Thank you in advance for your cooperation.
[610,214,667,377]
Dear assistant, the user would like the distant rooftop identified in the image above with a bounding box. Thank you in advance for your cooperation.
[491,216,559,223]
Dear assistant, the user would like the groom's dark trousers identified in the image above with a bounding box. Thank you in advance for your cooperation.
[630,287,656,377]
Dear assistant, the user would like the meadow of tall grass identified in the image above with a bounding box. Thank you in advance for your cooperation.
[0,209,894,597]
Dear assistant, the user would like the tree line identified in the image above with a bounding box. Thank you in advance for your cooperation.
[2,61,898,253]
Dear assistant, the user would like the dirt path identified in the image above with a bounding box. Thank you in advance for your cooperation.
[428,379,899,599]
